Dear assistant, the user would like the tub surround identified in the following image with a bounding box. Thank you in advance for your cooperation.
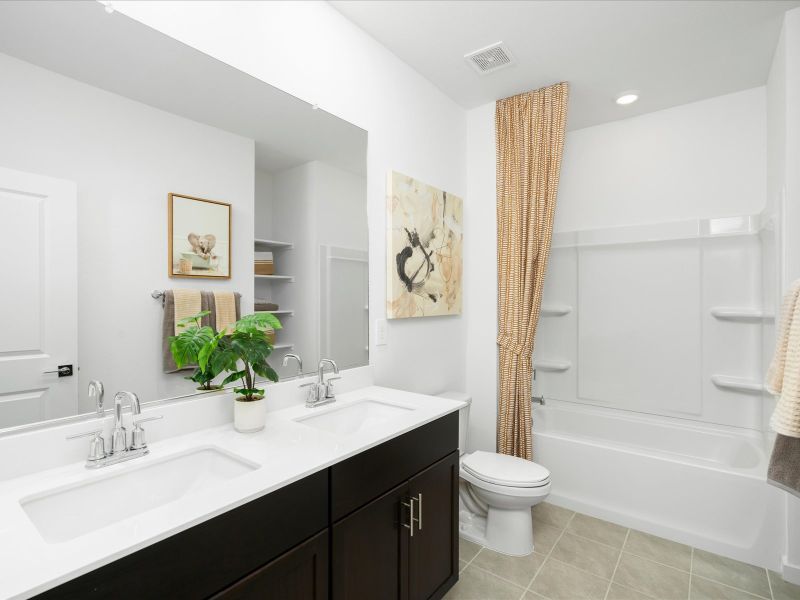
[0,369,463,598]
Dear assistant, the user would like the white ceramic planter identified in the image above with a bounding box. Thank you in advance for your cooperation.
[234,397,266,433]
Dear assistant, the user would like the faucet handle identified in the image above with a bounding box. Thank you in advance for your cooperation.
[130,415,162,451]
[66,429,103,440]
[66,429,107,462]
[324,376,341,399]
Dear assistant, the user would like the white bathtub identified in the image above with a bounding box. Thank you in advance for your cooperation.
[532,401,785,570]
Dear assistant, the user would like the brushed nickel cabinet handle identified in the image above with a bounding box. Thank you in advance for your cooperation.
[416,493,423,531]
[402,496,417,537]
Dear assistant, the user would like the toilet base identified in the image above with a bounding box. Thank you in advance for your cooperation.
[458,506,535,556]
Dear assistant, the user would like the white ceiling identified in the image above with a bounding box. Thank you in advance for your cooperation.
[0,1,366,174]
[331,0,799,130]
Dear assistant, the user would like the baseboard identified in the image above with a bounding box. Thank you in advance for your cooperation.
[782,556,800,585]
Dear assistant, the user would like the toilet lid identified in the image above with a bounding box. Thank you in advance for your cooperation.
[461,451,551,488]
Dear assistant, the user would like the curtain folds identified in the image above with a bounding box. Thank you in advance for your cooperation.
[496,82,569,460]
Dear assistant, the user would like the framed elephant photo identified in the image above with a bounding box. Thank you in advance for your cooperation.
[168,193,232,279]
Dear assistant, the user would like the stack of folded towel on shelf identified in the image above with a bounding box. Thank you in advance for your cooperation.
[253,298,278,344]
[254,298,279,312]
[767,279,800,497]
[161,289,241,373]
[254,251,274,275]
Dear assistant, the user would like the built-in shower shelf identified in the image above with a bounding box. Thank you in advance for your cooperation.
[533,360,572,372]
[541,304,573,316]
[710,307,773,322]
[711,375,765,394]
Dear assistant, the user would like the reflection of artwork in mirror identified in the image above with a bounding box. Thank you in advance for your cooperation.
[168,193,231,279]
[387,171,463,319]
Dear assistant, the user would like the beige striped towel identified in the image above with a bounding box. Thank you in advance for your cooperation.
[162,290,212,373]
[768,280,800,437]
[172,289,202,336]
[214,291,238,335]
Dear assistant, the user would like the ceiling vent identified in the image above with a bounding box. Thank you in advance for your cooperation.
[464,42,515,75]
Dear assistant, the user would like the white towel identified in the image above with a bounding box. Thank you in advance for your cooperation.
[768,280,800,437]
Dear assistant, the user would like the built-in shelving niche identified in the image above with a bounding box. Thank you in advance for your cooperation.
[254,239,294,353]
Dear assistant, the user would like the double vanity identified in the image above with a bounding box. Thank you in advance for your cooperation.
[0,374,463,599]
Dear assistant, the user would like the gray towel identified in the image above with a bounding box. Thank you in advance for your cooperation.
[161,290,241,373]
[768,434,800,498]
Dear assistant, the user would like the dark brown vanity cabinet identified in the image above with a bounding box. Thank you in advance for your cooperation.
[38,412,458,600]
[332,451,459,600]
[213,530,329,600]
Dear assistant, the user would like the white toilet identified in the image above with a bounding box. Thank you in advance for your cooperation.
[438,391,551,556]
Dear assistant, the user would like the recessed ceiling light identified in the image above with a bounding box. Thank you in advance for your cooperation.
[615,91,639,105]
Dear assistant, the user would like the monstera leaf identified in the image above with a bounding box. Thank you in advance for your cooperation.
[170,323,214,369]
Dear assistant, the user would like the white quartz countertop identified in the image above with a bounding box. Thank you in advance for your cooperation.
[0,386,462,599]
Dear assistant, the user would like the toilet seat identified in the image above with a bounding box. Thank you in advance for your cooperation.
[461,451,550,488]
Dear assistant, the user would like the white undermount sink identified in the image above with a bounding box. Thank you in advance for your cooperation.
[294,399,414,436]
[21,446,259,543]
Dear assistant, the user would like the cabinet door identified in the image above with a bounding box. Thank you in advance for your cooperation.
[332,481,410,600]
[213,530,328,600]
[408,451,459,600]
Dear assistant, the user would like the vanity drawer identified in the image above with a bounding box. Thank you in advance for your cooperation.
[330,412,458,522]
[38,469,328,600]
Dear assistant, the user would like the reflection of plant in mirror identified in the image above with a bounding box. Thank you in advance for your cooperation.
[200,313,282,402]
[169,311,225,391]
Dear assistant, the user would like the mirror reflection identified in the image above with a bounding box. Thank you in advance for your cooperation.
[0,1,368,431]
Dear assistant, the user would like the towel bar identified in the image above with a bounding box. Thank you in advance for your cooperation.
[151,290,166,307]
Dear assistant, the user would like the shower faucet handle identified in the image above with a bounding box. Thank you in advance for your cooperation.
[531,395,546,406]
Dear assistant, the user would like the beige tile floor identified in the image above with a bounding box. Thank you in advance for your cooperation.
[445,502,800,600]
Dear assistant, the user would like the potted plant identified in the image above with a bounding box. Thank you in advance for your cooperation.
[200,312,282,432]
[169,311,225,391]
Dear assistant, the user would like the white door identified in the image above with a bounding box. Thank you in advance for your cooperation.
[0,166,78,428]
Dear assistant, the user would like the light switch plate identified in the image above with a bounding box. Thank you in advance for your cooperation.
[375,319,388,346]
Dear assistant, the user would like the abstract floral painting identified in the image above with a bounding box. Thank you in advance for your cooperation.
[387,171,463,319]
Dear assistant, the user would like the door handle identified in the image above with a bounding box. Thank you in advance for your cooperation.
[416,493,423,531]
[43,365,73,377]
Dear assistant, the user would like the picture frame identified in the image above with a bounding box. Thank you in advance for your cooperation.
[168,193,232,279]
[386,171,463,319]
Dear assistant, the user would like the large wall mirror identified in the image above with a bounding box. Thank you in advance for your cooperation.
[0,1,368,432]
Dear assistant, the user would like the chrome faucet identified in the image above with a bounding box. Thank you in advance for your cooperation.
[111,391,140,454]
[300,358,341,408]
[282,353,303,377]
[67,389,162,469]
[88,380,104,416]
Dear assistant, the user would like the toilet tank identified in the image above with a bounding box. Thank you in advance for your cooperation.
[437,391,472,456]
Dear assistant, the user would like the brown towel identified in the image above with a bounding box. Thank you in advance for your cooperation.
[162,290,213,373]
[162,291,242,373]
[768,435,800,498]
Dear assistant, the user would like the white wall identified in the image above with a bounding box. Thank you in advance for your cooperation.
[113,0,467,396]
[465,88,768,452]
[464,103,498,452]
[556,87,766,232]
[254,169,274,240]
[0,52,255,411]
